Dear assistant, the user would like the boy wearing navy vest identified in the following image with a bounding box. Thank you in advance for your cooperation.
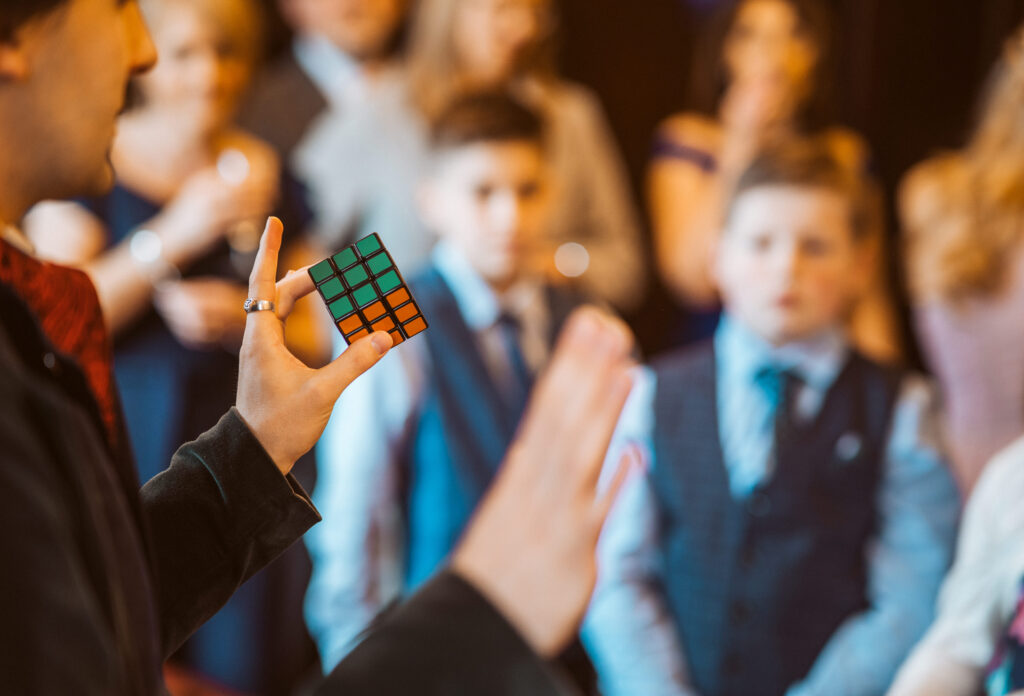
[583,142,960,696]
[304,93,588,673]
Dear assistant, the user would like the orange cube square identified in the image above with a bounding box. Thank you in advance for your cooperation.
[403,316,427,337]
[338,314,364,335]
[372,317,396,333]
[385,287,410,309]
[363,301,386,322]
[394,302,419,323]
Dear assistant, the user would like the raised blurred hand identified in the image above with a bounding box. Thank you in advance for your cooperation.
[451,307,640,657]
[155,154,278,267]
[235,217,393,474]
[152,277,248,351]
[720,76,796,137]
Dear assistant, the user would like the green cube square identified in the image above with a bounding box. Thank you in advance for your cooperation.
[310,260,334,284]
[366,252,393,276]
[376,270,401,294]
[343,264,370,287]
[352,283,378,307]
[329,295,354,320]
[332,248,357,269]
[319,276,345,301]
[356,234,382,257]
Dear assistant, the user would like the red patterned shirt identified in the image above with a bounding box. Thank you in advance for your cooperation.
[0,237,120,450]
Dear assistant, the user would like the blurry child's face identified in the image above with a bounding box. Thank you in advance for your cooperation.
[137,0,254,133]
[281,0,405,60]
[724,0,817,94]
[715,185,867,345]
[453,0,548,85]
[421,141,548,288]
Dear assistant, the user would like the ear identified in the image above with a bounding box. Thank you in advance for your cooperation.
[0,36,31,82]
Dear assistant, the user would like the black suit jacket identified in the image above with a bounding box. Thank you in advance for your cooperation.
[0,280,568,695]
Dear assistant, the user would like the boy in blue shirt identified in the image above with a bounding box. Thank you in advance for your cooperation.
[584,141,960,696]
[305,92,592,676]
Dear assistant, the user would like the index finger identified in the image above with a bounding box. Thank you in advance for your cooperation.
[248,216,284,302]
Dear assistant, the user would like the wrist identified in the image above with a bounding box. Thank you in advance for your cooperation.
[128,227,181,285]
[232,404,297,476]
[449,552,558,658]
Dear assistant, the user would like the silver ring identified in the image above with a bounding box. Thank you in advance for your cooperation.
[243,298,276,313]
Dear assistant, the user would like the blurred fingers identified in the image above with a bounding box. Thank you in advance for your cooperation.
[572,367,635,490]
[593,444,642,531]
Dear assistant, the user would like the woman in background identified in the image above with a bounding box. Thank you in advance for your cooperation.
[25,0,323,691]
[649,0,898,358]
[297,0,646,311]
[902,27,1024,493]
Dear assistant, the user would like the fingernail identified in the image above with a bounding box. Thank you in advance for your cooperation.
[570,307,601,342]
[370,331,393,356]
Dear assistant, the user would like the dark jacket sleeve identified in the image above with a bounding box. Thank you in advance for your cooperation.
[318,571,574,696]
[0,381,132,694]
[140,408,321,654]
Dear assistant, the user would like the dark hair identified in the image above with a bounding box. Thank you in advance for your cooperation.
[430,91,546,153]
[689,0,838,133]
[728,138,873,238]
[0,0,67,40]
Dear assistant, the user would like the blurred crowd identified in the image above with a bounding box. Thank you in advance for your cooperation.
[18,0,1024,694]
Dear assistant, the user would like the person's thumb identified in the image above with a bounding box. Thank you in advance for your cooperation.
[314,331,393,402]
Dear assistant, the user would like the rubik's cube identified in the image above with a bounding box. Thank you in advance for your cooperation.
[308,233,428,347]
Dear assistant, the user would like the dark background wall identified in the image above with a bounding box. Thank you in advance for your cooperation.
[555,0,1024,357]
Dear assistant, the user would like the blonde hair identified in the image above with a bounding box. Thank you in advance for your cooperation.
[405,0,558,122]
[909,27,1024,301]
[141,0,264,65]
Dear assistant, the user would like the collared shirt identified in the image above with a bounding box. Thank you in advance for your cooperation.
[715,315,848,497]
[293,35,379,112]
[888,435,1024,696]
[304,242,551,672]
[581,316,960,696]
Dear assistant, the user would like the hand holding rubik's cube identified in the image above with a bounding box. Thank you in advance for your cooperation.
[309,233,428,347]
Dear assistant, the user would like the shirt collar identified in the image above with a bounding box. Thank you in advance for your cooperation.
[714,314,848,394]
[292,35,369,109]
[431,241,544,331]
